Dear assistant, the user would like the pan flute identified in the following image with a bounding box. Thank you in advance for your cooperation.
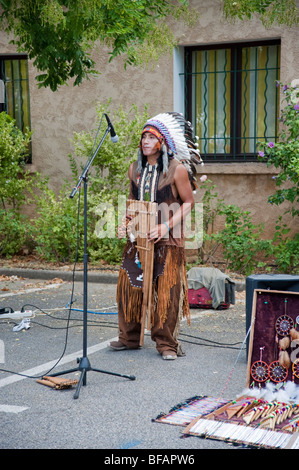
[126,199,157,346]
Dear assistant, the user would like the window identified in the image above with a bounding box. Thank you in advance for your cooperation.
[0,54,31,161]
[185,40,280,162]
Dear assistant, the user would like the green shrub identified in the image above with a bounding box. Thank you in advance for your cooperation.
[31,185,85,262]
[258,82,299,217]
[209,205,271,275]
[271,216,299,273]
[199,180,271,275]
[0,209,34,257]
[29,102,150,263]
[256,82,299,273]
[194,83,299,275]
[89,237,126,265]
[0,112,42,258]
[0,112,33,211]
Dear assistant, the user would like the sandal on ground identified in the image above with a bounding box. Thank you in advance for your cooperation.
[162,350,177,360]
[109,341,128,351]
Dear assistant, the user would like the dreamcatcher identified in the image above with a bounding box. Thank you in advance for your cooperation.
[251,347,269,383]
[269,360,288,383]
[275,314,294,336]
[270,299,298,383]
[292,359,299,380]
[290,327,299,381]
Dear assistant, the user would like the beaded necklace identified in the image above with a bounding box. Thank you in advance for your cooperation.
[138,163,160,202]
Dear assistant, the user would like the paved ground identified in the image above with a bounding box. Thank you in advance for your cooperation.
[0,268,250,453]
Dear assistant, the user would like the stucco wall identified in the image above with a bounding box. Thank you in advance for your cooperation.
[173,0,299,237]
[27,45,174,188]
[1,0,298,238]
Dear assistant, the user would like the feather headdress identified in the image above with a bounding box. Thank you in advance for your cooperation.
[138,112,203,189]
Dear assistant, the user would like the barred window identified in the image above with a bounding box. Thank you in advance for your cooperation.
[0,55,31,162]
[185,40,280,162]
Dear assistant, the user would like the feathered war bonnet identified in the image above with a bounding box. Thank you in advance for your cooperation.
[137,112,203,190]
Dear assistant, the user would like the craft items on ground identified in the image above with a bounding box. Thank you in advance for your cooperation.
[153,289,299,449]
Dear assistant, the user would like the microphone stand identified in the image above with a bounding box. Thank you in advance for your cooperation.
[48,123,136,399]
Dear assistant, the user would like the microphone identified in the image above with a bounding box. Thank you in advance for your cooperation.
[104,113,119,143]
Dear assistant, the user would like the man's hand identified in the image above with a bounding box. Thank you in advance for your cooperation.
[147,223,170,243]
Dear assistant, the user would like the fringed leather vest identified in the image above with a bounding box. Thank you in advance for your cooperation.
[129,158,185,248]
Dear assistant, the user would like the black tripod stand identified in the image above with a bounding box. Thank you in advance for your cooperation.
[48,122,136,399]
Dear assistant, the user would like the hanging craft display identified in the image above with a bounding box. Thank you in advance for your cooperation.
[246,290,299,388]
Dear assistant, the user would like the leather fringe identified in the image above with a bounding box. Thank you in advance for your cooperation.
[155,246,190,327]
[117,246,190,328]
[116,268,143,323]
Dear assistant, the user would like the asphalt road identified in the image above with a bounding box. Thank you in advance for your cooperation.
[0,271,250,453]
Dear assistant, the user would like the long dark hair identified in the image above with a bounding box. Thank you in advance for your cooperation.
[141,152,172,172]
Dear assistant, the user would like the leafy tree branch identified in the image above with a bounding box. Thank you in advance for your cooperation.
[0,0,197,90]
[222,0,299,28]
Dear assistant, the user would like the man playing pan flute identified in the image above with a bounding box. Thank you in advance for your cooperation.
[109,113,203,360]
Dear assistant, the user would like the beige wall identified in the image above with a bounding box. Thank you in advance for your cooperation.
[1,0,298,238]
[27,45,174,188]
[169,0,298,237]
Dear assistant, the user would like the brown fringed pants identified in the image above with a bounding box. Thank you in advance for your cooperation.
[116,244,190,355]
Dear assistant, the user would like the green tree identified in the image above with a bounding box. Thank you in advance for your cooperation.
[2,1,297,93]
[0,0,196,91]
[222,0,298,27]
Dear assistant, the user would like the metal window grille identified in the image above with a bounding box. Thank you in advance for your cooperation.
[0,55,32,162]
[184,40,280,162]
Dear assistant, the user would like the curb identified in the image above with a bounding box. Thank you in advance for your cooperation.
[0,267,119,284]
[0,267,246,291]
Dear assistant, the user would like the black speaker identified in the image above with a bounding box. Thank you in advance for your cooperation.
[245,274,299,354]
